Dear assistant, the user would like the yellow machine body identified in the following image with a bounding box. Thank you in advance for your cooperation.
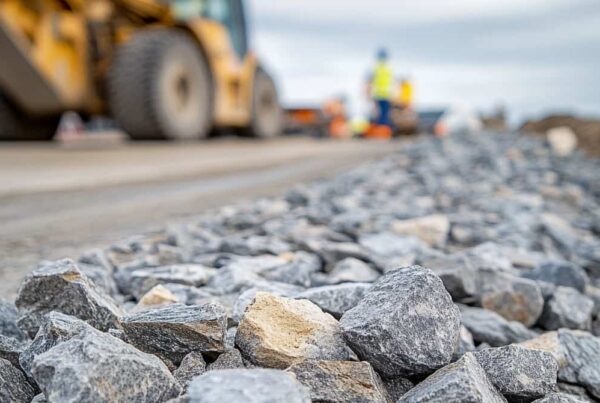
[0,0,258,128]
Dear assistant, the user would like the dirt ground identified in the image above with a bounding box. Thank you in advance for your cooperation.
[0,136,402,298]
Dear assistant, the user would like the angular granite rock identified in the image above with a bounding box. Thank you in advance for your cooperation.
[258,251,322,287]
[340,266,461,377]
[129,265,217,299]
[465,243,514,273]
[207,349,244,371]
[295,283,371,319]
[0,334,25,368]
[398,353,506,403]
[557,329,600,399]
[420,254,478,300]
[219,235,291,256]
[15,259,123,338]
[31,324,182,402]
[0,299,28,341]
[523,261,589,293]
[231,283,303,324]
[134,284,180,311]
[358,232,424,260]
[161,283,215,306]
[130,264,217,298]
[0,358,35,403]
[460,305,536,347]
[474,345,558,400]
[206,261,281,295]
[519,331,568,370]
[391,214,450,247]
[304,240,372,267]
[188,369,310,403]
[20,312,92,377]
[358,232,423,272]
[539,287,594,330]
[235,292,355,369]
[312,258,379,285]
[478,270,544,327]
[121,303,227,363]
[173,352,206,387]
[287,360,390,403]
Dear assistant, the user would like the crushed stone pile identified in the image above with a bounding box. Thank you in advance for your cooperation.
[521,115,600,157]
[2,131,600,402]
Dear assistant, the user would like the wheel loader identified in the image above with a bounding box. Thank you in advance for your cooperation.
[0,0,282,141]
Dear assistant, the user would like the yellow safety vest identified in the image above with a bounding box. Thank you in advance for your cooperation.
[400,81,413,107]
[372,62,393,100]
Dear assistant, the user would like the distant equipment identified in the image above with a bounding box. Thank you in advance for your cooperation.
[0,0,282,141]
[284,107,329,138]
[284,97,350,138]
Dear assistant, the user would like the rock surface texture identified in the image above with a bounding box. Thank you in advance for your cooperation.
[173,351,206,387]
[460,305,536,347]
[0,334,24,368]
[15,259,123,338]
[558,329,600,399]
[474,345,558,400]
[0,358,35,403]
[398,353,507,403]
[539,287,594,330]
[341,266,461,377]
[121,303,227,363]
[187,369,310,403]
[235,292,354,368]
[31,320,182,403]
[478,270,544,326]
[20,311,94,377]
[287,360,390,403]
[207,348,245,371]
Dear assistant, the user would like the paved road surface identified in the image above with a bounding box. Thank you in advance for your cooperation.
[0,137,402,298]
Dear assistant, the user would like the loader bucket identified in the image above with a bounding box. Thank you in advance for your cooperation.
[0,20,64,115]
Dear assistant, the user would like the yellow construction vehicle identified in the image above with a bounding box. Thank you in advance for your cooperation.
[0,0,282,140]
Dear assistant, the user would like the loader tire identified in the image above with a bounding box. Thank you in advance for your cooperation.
[0,93,58,141]
[108,30,212,141]
[244,69,282,138]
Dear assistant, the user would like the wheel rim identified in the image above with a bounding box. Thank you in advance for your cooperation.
[158,46,208,140]
[255,75,282,137]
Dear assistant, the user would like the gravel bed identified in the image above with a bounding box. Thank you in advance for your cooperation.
[2,131,600,402]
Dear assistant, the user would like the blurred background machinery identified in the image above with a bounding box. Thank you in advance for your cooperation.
[0,0,282,141]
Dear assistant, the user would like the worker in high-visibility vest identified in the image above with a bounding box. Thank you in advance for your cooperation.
[369,49,394,137]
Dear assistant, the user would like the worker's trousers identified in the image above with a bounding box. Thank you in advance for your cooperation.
[375,99,391,127]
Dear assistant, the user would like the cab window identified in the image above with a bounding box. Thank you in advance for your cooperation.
[172,0,248,58]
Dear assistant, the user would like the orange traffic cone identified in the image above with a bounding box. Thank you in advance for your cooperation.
[365,124,392,139]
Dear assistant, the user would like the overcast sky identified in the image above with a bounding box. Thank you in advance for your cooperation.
[247,0,600,122]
